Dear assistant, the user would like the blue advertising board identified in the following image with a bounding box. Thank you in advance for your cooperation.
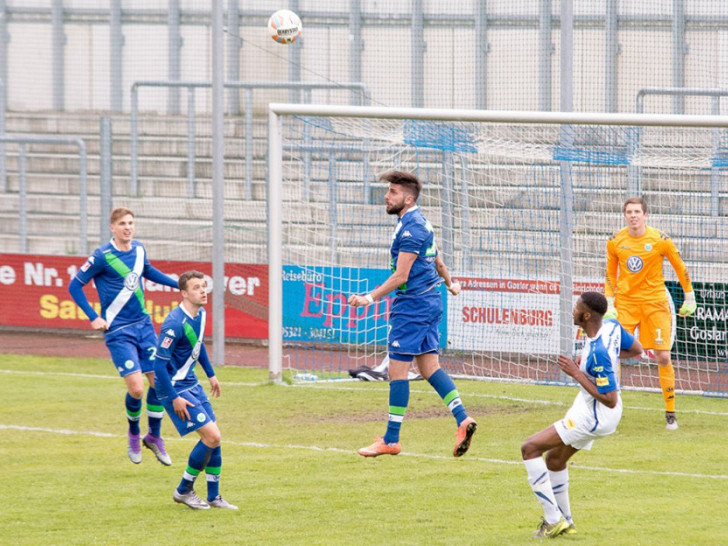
[282,265,448,347]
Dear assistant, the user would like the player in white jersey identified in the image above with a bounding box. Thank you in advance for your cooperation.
[68,207,179,465]
[154,270,237,510]
[520,292,643,538]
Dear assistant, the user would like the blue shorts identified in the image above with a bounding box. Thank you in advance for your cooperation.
[162,384,217,437]
[388,290,442,361]
[104,318,159,377]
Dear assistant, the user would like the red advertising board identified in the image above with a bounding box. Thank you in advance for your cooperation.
[0,253,268,339]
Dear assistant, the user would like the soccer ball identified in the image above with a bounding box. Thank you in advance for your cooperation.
[268,9,302,44]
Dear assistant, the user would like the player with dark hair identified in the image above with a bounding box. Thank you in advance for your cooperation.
[68,207,179,465]
[520,292,643,537]
[605,196,696,430]
[154,270,237,510]
[349,169,477,458]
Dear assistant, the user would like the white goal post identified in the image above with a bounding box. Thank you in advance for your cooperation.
[268,104,728,396]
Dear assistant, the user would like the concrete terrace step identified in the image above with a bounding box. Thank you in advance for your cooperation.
[0,134,269,158]
[4,113,272,143]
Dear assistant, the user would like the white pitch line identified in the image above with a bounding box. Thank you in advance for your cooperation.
[1,423,726,480]
[3,367,728,415]
[291,382,728,416]
[0,424,117,437]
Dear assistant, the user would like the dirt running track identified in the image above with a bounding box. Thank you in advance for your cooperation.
[0,329,269,368]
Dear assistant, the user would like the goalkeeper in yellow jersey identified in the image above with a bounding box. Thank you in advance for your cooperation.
[605,197,696,430]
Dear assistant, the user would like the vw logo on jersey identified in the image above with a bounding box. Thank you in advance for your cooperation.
[626,255,644,273]
[124,272,140,291]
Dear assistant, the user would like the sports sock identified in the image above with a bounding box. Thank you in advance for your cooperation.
[206,446,222,501]
[383,379,409,444]
[177,440,213,494]
[658,362,676,413]
[145,387,164,437]
[524,457,562,524]
[427,368,468,425]
[548,468,572,525]
[125,393,142,435]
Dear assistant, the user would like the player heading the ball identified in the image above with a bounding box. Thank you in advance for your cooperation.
[349,169,477,458]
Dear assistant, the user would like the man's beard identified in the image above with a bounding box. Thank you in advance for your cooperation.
[386,203,404,215]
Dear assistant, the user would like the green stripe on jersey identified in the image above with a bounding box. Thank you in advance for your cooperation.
[183,321,198,348]
[104,252,147,313]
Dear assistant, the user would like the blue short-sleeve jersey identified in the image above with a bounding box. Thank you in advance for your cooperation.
[579,318,635,402]
[390,206,441,296]
[73,240,152,330]
[154,305,213,400]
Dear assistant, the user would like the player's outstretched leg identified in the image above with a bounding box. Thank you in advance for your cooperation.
[426,368,477,456]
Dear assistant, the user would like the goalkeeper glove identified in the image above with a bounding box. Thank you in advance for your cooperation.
[604,297,618,320]
[678,291,697,317]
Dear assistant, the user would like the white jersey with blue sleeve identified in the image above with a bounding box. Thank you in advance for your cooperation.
[390,206,441,296]
[578,318,635,406]
[73,240,152,330]
[154,305,215,401]
[555,318,635,450]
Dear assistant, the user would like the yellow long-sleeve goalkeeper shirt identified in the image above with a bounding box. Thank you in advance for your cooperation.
[605,225,693,303]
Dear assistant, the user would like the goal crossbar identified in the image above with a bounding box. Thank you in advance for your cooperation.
[268,104,728,384]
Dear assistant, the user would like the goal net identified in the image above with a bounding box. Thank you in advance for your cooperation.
[268,106,728,396]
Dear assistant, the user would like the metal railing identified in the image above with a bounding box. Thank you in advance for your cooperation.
[130,80,371,199]
[0,134,88,254]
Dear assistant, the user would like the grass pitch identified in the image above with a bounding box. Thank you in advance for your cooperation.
[2,354,727,545]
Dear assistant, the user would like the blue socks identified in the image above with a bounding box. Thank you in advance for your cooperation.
[206,446,222,501]
[146,387,164,437]
[383,379,409,444]
[428,369,468,425]
[125,393,142,435]
[178,440,213,494]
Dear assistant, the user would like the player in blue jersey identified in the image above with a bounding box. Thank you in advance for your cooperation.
[68,207,179,465]
[520,292,643,538]
[348,169,477,458]
[154,270,237,510]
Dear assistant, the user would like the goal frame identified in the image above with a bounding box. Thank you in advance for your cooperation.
[267,103,728,383]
